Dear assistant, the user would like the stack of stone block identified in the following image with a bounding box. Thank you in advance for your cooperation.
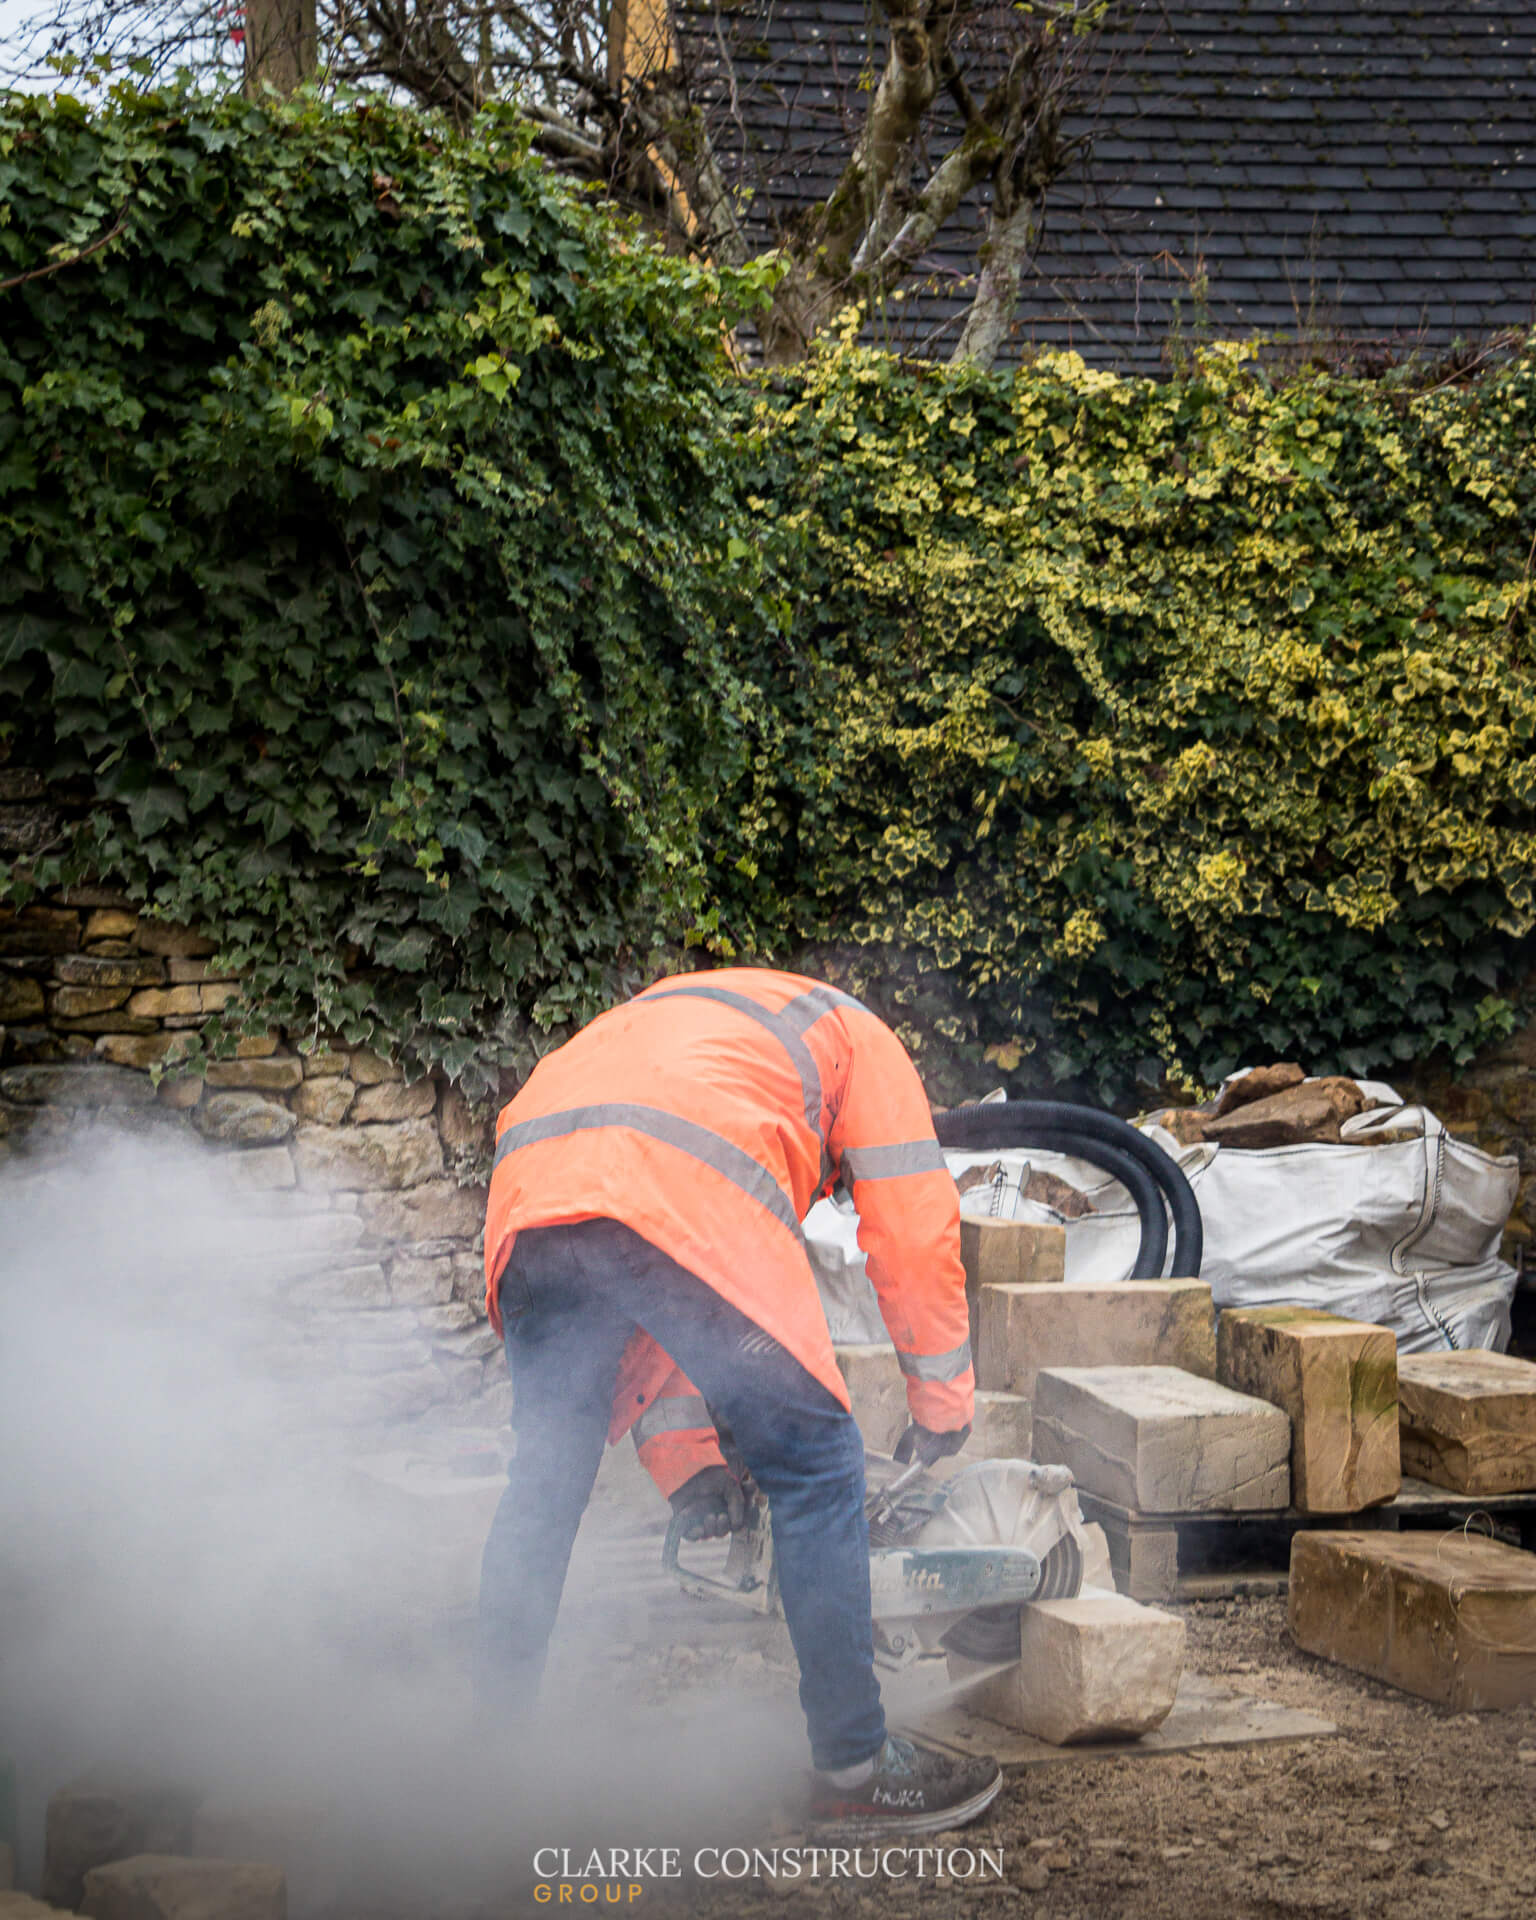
[0,892,504,1430]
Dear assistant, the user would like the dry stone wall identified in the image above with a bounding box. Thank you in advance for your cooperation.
[0,888,505,1428]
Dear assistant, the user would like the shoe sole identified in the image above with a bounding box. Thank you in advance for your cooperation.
[810,1768,1003,1839]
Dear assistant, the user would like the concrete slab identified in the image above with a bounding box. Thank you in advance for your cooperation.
[912,1671,1336,1767]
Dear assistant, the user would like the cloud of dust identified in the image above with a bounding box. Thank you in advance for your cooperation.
[0,1127,807,1915]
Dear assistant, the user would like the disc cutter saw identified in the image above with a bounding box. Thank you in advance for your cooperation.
[663,1452,1091,1667]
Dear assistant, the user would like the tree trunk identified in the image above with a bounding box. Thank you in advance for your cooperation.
[244,0,318,97]
[952,198,1040,369]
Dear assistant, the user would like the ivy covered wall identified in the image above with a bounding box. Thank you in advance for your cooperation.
[4,86,1536,1115]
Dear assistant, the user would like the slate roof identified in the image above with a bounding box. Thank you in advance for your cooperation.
[676,0,1536,369]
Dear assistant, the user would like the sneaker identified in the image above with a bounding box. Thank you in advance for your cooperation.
[809,1734,1003,1836]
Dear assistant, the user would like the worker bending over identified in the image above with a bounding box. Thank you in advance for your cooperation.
[479,967,1001,1834]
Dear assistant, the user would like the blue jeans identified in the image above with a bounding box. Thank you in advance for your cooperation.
[477,1218,887,1771]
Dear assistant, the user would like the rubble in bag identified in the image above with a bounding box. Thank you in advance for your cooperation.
[1151,1065,1389,1148]
[955,1158,1096,1219]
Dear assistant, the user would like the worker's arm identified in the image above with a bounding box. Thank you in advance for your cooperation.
[608,1330,730,1500]
[829,1011,974,1435]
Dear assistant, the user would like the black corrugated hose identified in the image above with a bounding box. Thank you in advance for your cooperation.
[933,1100,1204,1280]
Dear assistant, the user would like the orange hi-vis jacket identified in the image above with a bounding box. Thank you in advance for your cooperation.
[483,968,973,1498]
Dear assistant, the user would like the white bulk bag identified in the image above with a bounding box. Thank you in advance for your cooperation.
[804,1095,1520,1354]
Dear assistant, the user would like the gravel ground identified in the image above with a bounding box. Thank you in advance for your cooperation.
[634,1593,1536,1920]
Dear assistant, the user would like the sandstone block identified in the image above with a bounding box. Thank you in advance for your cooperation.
[126,987,202,1019]
[54,1015,158,1036]
[960,1588,1185,1743]
[1218,1307,1400,1511]
[216,1146,296,1192]
[52,985,132,1018]
[0,973,45,1021]
[166,959,235,985]
[235,1034,279,1058]
[351,1080,436,1123]
[203,1058,303,1094]
[833,1344,908,1451]
[80,1854,285,1920]
[1397,1350,1536,1493]
[357,1177,485,1244]
[84,909,139,941]
[95,1033,197,1071]
[193,1094,296,1146]
[962,1388,1032,1459]
[196,983,239,1013]
[977,1279,1217,1399]
[292,1078,355,1124]
[43,1788,199,1910]
[960,1215,1065,1290]
[291,1119,442,1191]
[0,906,78,955]
[56,955,165,988]
[348,1048,401,1085]
[1289,1529,1536,1709]
[439,1083,491,1156]
[156,1075,203,1110]
[0,1064,158,1107]
[134,922,216,958]
[1034,1365,1291,1512]
[388,1252,455,1305]
[298,1049,348,1077]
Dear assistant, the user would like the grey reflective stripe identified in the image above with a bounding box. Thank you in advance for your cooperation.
[638,985,822,1135]
[493,1103,804,1243]
[633,1393,713,1446]
[896,1338,974,1384]
[841,1139,948,1182]
[777,984,869,1037]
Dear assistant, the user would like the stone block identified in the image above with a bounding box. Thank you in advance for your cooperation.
[1397,1350,1536,1494]
[216,1146,296,1192]
[84,909,139,941]
[348,1048,401,1085]
[977,1279,1217,1399]
[286,1263,392,1308]
[962,1389,1032,1460]
[1288,1529,1536,1709]
[235,1034,279,1058]
[193,1094,296,1146]
[1218,1306,1400,1511]
[833,1344,909,1451]
[292,1078,355,1125]
[203,1058,303,1094]
[52,985,132,1018]
[356,1176,484,1244]
[80,1854,285,1920]
[439,1083,491,1156]
[959,1588,1185,1743]
[298,1049,348,1077]
[95,1033,197,1071]
[197,983,239,1013]
[0,1896,78,1919]
[56,955,165,988]
[134,922,216,958]
[166,959,235,985]
[43,1787,199,1911]
[156,1075,203,1110]
[388,1252,456,1305]
[0,906,78,955]
[125,987,202,1019]
[0,1064,158,1108]
[54,1015,158,1036]
[960,1216,1064,1290]
[0,973,45,1021]
[291,1119,442,1191]
[1034,1365,1291,1512]
[350,1079,436,1123]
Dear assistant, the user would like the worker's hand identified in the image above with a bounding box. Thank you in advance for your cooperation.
[893,1421,972,1468]
[668,1465,748,1540]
